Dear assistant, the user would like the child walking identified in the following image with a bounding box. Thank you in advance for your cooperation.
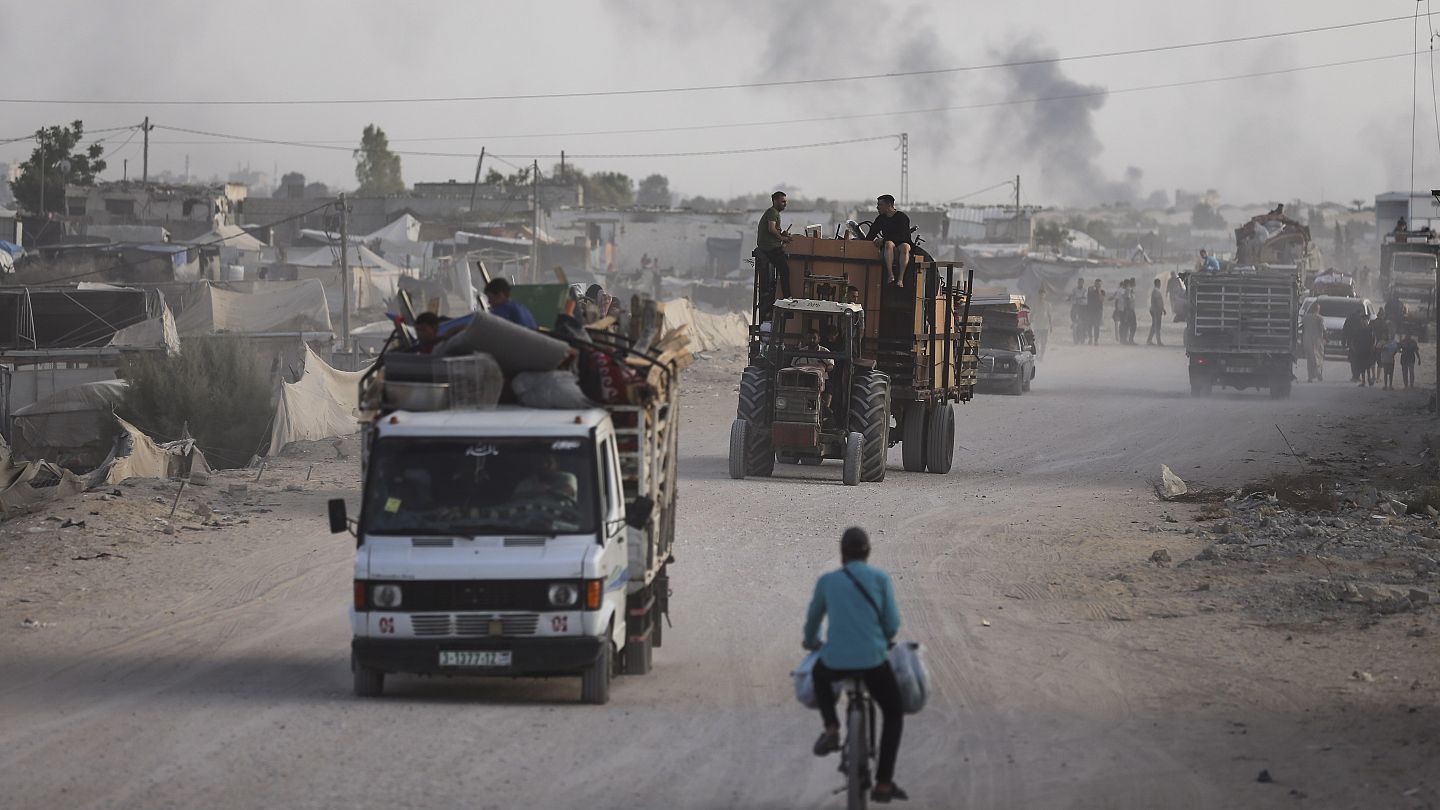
[1380,336,1400,390]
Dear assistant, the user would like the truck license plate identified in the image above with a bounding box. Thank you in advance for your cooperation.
[439,650,511,667]
[1228,365,1252,373]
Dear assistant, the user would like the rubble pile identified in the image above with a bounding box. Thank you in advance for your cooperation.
[1179,480,1440,617]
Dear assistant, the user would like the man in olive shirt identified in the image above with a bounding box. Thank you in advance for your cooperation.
[863,194,912,287]
[757,191,794,318]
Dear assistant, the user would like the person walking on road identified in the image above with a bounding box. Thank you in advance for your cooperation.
[1302,306,1325,382]
[804,527,908,804]
[1069,278,1087,345]
[1147,278,1166,346]
[1400,334,1421,388]
[1342,309,1371,386]
[1379,336,1400,390]
[1086,279,1105,345]
[1122,279,1138,344]
[1031,287,1052,360]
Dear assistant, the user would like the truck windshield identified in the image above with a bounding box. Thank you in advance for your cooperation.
[1392,254,1437,275]
[362,436,598,536]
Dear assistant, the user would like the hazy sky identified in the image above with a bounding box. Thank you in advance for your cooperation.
[1,0,1436,208]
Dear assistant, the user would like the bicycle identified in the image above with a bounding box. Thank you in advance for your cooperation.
[837,677,878,810]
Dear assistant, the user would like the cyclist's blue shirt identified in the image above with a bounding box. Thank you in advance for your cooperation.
[803,561,901,670]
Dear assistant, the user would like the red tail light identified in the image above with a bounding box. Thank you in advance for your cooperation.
[354,581,366,611]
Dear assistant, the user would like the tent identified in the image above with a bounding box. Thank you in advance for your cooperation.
[88,416,210,487]
[185,223,268,252]
[0,436,86,515]
[269,344,370,453]
[287,243,406,310]
[11,380,129,469]
[176,279,332,336]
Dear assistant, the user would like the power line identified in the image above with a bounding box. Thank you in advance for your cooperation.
[0,12,1427,107]
[948,180,1015,204]
[137,50,1413,160]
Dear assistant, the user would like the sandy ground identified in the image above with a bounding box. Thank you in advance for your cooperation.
[1,318,1437,810]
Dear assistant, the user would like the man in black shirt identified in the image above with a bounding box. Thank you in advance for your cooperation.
[863,194,912,287]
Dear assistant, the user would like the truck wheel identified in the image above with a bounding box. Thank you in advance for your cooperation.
[352,654,384,698]
[622,630,652,676]
[737,366,774,477]
[727,419,748,479]
[1022,367,1033,392]
[842,431,863,486]
[1189,372,1212,397]
[901,401,928,472]
[581,640,613,705]
[925,404,956,474]
[1008,375,1024,396]
[1269,377,1292,399]
[849,371,891,482]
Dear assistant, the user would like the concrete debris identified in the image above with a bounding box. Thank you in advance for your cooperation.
[1351,670,1375,682]
[1159,465,1188,499]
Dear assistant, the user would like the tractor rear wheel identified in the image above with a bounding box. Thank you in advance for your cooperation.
[737,366,775,477]
[848,371,891,482]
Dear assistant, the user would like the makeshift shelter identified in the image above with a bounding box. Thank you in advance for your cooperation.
[11,379,128,469]
[0,435,87,516]
[287,244,407,310]
[269,344,369,454]
[88,416,210,487]
[185,223,268,252]
[175,279,332,336]
[660,297,749,352]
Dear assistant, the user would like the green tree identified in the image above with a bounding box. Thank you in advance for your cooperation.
[9,120,107,215]
[584,171,635,207]
[354,124,405,195]
[636,174,670,207]
[117,338,273,469]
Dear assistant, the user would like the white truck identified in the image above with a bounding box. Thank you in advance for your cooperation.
[329,337,679,704]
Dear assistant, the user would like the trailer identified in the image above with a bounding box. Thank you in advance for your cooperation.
[1185,268,1300,398]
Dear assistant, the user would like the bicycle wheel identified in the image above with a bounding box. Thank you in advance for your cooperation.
[846,701,868,810]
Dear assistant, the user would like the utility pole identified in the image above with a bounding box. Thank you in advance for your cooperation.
[531,160,540,283]
[141,116,153,186]
[560,150,566,179]
[38,143,45,217]
[467,147,486,214]
[899,133,909,206]
[338,193,350,352]
[1014,174,1021,214]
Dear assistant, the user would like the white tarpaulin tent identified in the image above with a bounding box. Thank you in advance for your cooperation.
[185,223,267,252]
[176,279,332,336]
[288,244,406,310]
[90,416,211,487]
[269,345,370,453]
[660,297,749,352]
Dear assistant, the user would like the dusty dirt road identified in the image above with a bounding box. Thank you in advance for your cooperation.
[2,323,1437,810]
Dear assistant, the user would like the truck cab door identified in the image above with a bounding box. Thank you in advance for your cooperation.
[599,437,627,547]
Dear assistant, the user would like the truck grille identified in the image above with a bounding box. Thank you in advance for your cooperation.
[410,613,542,637]
[362,579,571,612]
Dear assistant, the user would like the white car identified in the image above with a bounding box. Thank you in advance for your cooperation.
[1299,295,1374,359]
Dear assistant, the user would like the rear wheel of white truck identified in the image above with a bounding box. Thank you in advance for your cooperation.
[352,654,384,698]
[925,403,956,474]
[728,418,748,479]
[581,637,614,705]
[900,401,927,472]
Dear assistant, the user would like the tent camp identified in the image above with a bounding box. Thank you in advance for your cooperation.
[185,223,268,252]
[287,243,406,310]
[269,344,369,454]
[0,436,86,515]
[88,416,210,487]
[11,379,128,469]
[175,279,332,336]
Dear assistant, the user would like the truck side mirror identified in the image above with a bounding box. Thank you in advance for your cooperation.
[625,495,655,530]
[328,498,349,534]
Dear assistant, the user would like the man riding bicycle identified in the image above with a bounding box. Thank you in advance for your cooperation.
[803,527,908,803]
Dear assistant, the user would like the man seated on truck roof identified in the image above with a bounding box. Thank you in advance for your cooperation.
[863,195,913,288]
[484,277,539,329]
[1198,249,1221,273]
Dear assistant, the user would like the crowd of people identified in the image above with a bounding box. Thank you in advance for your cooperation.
[1339,307,1423,390]
[1061,276,1166,346]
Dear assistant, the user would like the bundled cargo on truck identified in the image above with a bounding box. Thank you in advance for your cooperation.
[333,293,680,704]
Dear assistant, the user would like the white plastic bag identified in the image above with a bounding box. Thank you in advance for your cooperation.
[791,650,823,709]
[889,641,929,714]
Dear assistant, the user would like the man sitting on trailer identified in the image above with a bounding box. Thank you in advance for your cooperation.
[864,195,913,288]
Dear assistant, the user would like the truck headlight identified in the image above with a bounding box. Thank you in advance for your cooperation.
[774,396,788,410]
[548,583,580,607]
[372,584,402,609]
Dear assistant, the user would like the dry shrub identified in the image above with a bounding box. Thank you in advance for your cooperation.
[118,338,273,469]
